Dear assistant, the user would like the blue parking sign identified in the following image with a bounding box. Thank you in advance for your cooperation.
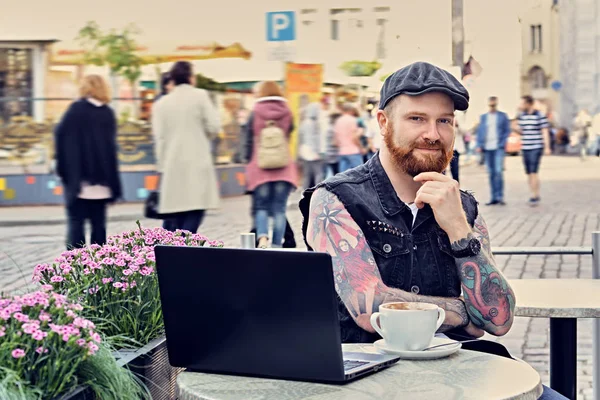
[266,11,295,41]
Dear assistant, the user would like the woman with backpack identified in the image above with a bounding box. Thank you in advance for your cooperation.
[245,81,297,248]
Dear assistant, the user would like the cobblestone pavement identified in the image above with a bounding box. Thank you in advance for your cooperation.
[1,155,599,399]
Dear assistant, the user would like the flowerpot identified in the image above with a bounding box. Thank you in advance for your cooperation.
[115,336,184,400]
[54,386,95,400]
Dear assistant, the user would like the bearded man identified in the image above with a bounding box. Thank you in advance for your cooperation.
[300,61,515,342]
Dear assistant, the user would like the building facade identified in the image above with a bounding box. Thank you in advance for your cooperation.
[519,0,561,120]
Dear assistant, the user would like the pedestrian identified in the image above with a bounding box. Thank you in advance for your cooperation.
[244,81,297,248]
[154,73,174,103]
[335,103,364,172]
[152,61,221,233]
[516,95,551,206]
[476,96,511,205]
[54,74,122,250]
[324,112,341,178]
[573,109,592,161]
[298,102,325,189]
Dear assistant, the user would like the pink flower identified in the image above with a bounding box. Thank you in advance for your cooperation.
[76,338,86,346]
[12,349,25,358]
[91,332,102,343]
[140,267,153,276]
[113,282,123,289]
[35,347,49,354]
[66,310,75,318]
[62,333,71,342]
[38,311,51,322]
[32,330,47,341]
[41,284,54,292]
[23,322,40,334]
[0,309,10,320]
[13,312,29,322]
[87,342,99,355]
[50,276,64,283]
[122,269,133,276]
[102,278,113,285]
[0,326,5,337]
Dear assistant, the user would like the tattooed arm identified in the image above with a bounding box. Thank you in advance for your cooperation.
[307,187,471,334]
[451,214,516,336]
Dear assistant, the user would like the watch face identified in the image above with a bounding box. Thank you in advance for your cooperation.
[470,238,481,255]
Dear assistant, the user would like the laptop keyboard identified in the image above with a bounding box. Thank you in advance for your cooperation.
[343,360,370,372]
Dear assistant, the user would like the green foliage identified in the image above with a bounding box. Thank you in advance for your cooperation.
[77,21,143,85]
[195,73,226,92]
[339,60,382,77]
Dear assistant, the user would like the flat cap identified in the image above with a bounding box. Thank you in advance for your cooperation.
[379,62,469,111]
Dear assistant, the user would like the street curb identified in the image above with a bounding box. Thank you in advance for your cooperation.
[0,202,301,228]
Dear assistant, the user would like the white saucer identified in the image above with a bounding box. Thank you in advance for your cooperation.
[373,337,461,360]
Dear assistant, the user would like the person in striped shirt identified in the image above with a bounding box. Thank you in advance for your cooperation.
[516,95,551,206]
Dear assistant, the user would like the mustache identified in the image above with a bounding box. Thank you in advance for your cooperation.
[411,140,443,150]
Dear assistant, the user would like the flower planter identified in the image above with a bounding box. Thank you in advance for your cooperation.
[115,336,184,400]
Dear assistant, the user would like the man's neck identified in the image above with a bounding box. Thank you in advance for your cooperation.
[379,146,422,204]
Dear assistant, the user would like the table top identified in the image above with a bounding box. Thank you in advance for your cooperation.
[176,345,542,400]
[510,279,600,318]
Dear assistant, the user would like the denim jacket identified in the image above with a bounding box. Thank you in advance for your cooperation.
[299,153,479,343]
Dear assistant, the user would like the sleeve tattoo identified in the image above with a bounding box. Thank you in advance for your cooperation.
[451,214,516,336]
[307,188,470,334]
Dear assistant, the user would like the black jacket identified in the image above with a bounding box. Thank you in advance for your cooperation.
[54,99,122,205]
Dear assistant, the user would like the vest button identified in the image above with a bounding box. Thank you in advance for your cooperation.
[383,244,392,253]
[411,285,420,294]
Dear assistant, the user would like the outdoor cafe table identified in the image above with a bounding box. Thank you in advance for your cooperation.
[176,344,543,400]
[510,279,600,400]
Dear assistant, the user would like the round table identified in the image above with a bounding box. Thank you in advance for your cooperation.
[511,279,600,400]
[176,345,542,400]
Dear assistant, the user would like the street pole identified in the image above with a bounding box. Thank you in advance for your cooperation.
[593,231,600,400]
[451,0,464,68]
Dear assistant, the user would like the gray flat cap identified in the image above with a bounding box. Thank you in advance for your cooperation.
[379,62,469,111]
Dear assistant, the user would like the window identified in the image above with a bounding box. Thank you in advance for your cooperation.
[0,48,33,121]
[331,20,340,40]
[376,18,388,59]
[528,66,547,89]
[530,24,542,52]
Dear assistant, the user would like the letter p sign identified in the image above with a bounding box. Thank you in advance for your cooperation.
[266,11,296,42]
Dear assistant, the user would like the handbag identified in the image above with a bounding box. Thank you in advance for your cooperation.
[144,190,165,220]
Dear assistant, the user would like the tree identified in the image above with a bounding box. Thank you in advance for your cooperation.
[77,21,143,116]
[195,73,226,92]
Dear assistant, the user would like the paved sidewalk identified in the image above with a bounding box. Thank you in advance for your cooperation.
[1,155,599,399]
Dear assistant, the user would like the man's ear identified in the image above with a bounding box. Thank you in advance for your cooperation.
[376,110,388,134]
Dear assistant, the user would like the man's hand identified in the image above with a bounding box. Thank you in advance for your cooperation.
[413,172,471,242]
[544,147,551,156]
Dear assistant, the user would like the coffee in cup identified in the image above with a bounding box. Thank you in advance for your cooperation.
[370,302,445,351]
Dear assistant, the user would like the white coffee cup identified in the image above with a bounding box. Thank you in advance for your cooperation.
[370,302,446,351]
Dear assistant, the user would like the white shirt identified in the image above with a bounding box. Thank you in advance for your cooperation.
[407,203,418,226]
[484,112,498,151]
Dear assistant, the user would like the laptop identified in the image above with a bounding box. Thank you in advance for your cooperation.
[155,246,400,383]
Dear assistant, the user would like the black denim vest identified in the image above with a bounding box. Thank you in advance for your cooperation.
[299,154,479,343]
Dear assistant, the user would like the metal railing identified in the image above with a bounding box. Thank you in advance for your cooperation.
[493,231,599,400]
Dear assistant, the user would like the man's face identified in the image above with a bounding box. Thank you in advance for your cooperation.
[520,99,531,111]
[165,80,175,93]
[377,92,455,177]
[488,99,498,111]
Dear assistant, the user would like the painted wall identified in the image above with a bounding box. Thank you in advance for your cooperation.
[0,165,247,206]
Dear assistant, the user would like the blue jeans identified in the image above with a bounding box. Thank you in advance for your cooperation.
[485,149,505,201]
[253,181,292,247]
[540,385,568,399]
[339,154,363,172]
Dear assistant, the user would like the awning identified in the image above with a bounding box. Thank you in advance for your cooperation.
[50,42,252,66]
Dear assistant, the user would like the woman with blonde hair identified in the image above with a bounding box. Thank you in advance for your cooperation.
[244,81,297,248]
[55,74,122,249]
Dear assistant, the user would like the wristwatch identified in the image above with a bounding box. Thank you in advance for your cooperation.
[450,237,481,258]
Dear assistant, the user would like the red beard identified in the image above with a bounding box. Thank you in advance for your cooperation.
[384,124,454,177]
